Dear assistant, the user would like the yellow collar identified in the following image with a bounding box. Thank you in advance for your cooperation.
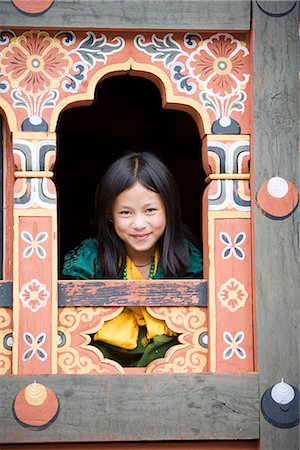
[125,248,159,280]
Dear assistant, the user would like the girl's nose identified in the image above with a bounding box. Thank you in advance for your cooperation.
[132,214,146,229]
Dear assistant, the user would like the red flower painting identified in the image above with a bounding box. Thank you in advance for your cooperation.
[0,30,72,96]
[186,33,250,98]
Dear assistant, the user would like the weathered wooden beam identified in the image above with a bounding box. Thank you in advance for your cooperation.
[58,279,208,307]
[0,373,259,443]
[0,0,251,30]
[253,1,299,449]
[0,280,208,307]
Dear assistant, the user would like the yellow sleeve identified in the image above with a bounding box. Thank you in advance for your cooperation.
[93,308,139,350]
[140,307,177,340]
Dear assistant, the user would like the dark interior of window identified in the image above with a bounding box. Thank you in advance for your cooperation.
[55,75,205,275]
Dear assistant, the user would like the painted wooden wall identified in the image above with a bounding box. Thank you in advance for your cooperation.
[0,0,299,448]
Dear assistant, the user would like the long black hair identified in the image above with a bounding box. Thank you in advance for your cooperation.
[95,151,190,278]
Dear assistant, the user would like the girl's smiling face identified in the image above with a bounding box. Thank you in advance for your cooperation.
[112,181,166,262]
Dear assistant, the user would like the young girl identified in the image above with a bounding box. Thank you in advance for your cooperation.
[62,151,202,367]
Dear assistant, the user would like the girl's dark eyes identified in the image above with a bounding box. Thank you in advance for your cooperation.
[146,208,156,213]
[119,210,131,215]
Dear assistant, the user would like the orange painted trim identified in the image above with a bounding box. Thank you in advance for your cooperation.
[14,171,54,178]
[206,134,250,142]
[50,59,210,137]
[12,209,20,374]
[13,132,57,141]
[51,211,58,374]
[208,209,216,372]
[208,210,251,372]
[12,209,58,374]
[3,120,14,280]
[11,0,54,15]
[205,174,250,183]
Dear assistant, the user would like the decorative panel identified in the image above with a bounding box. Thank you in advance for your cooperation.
[58,306,208,374]
[0,30,251,136]
[0,307,12,375]
[0,28,253,378]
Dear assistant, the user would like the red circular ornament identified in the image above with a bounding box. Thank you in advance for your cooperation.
[13,382,59,429]
[256,177,299,219]
[12,1,54,16]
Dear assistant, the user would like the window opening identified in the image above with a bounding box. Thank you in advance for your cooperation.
[55,75,206,368]
[55,75,205,274]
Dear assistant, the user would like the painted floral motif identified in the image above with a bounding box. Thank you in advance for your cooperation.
[220,231,245,260]
[217,278,248,312]
[60,31,125,93]
[186,33,249,99]
[0,30,72,96]
[136,32,250,128]
[223,331,246,360]
[0,29,125,130]
[20,279,50,312]
[134,33,187,68]
[22,332,47,362]
[21,231,48,259]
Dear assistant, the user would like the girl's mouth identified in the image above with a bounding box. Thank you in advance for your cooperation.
[131,233,151,240]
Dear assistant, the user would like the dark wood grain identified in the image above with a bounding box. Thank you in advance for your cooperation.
[58,279,207,307]
[0,373,259,443]
[253,2,299,449]
[0,1,250,30]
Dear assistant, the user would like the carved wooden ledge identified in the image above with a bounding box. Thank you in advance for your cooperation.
[58,279,208,307]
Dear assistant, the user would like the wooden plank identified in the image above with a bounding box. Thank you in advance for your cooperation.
[0,281,12,307]
[58,279,208,307]
[0,373,259,443]
[253,2,299,449]
[0,441,259,450]
[0,0,251,30]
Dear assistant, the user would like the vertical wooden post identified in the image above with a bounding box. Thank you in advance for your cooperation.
[202,135,254,373]
[0,117,3,279]
[253,1,299,448]
[12,133,57,375]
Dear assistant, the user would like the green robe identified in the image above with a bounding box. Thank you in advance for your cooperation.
[62,238,202,367]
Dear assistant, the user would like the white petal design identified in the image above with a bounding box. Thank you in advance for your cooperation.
[36,245,47,259]
[233,247,245,260]
[222,247,233,259]
[23,348,35,361]
[223,331,233,344]
[36,347,48,361]
[220,232,231,245]
[36,232,48,243]
[21,231,33,244]
[23,246,34,258]
[223,347,234,360]
[36,332,46,346]
[234,331,244,344]
[235,347,246,359]
[234,232,246,245]
[23,332,34,345]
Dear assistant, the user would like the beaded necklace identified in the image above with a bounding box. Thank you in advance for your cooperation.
[123,256,155,280]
